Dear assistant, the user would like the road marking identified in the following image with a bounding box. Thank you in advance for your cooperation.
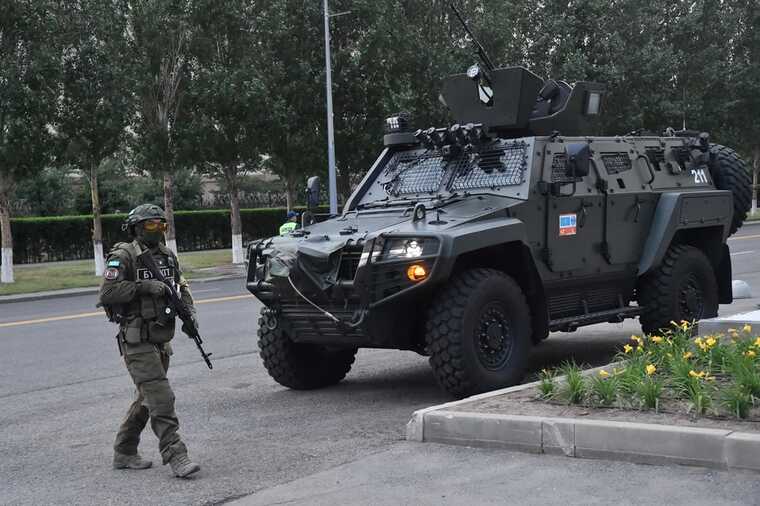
[0,294,254,329]
[729,234,760,241]
[731,250,755,256]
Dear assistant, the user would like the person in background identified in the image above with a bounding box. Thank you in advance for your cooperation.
[279,210,298,236]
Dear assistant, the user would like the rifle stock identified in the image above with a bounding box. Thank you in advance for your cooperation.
[138,250,213,370]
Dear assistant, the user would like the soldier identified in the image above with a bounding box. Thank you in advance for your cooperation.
[99,204,201,478]
[279,210,298,236]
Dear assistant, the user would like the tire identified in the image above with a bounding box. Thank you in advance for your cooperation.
[257,309,357,390]
[425,268,532,398]
[710,144,752,236]
[638,244,719,335]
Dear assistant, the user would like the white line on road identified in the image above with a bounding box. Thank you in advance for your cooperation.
[731,250,755,256]
[0,294,253,329]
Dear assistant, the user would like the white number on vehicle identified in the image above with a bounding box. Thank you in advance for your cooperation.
[691,168,709,184]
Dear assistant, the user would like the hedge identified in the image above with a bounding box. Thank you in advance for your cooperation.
[4,207,325,264]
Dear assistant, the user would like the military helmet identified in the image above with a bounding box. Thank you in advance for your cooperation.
[122,204,166,232]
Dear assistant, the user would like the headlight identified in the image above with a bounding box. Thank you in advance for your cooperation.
[373,237,439,261]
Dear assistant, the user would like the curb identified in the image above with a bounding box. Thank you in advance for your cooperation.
[406,365,760,472]
[0,274,245,304]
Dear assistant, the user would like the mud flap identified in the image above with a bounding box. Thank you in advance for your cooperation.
[717,243,733,304]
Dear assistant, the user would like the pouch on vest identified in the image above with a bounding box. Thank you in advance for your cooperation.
[123,316,145,345]
[147,318,175,344]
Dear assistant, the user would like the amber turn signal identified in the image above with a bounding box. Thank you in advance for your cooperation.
[407,264,428,282]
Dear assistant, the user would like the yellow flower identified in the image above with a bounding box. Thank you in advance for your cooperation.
[646,364,656,376]
[754,337,760,348]
[624,344,633,354]
[637,345,644,352]
[745,350,757,358]
[744,324,752,334]
[683,351,693,360]
[689,370,706,379]
[694,337,703,346]
[705,336,717,348]
[651,335,663,344]
[630,334,643,344]
[598,370,610,378]
[681,321,690,331]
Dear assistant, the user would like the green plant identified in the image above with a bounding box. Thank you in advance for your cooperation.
[559,361,586,405]
[537,369,556,399]
[635,376,664,410]
[680,377,713,416]
[588,371,619,406]
[721,383,753,419]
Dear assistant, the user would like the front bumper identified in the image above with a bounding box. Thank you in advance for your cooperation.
[246,236,444,349]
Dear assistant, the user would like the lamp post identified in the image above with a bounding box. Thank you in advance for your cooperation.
[322,1,350,215]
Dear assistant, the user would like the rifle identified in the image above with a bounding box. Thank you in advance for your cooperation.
[138,250,213,370]
[449,2,496,72]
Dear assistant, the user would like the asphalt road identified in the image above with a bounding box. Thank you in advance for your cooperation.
[2,227,760,505]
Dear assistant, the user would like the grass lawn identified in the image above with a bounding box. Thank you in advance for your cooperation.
[0,249,235,296]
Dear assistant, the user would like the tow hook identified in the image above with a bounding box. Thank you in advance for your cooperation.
[262,308,279,330]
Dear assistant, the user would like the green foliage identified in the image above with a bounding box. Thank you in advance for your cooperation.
[3,207,307,264]
[559,361,586,405]
[721,383,753,420]
[537,369,556,399]
[635,376,664,411]
[588,372,619,407]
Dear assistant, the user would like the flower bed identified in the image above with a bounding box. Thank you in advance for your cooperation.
[538,322,760,420]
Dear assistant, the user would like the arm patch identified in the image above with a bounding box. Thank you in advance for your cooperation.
[104,267,120,280]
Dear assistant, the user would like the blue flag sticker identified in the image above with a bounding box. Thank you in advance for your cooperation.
[559,213,577,236]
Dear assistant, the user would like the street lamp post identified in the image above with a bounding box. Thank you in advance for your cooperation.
[323,0,338,215]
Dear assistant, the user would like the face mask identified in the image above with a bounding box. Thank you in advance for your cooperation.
[141,231,164,247]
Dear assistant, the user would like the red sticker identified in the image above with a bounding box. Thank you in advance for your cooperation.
[104,267,120,280]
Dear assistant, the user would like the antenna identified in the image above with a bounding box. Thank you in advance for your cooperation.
[682,87,686,130]
[449,2,496,72]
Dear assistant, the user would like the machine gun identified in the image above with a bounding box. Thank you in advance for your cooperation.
[138,250,213,370]
[449,2,495,72]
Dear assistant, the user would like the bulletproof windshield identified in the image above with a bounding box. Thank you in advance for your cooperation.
[371,139,531,202]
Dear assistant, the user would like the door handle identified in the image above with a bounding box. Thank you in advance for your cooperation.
[578,201,594,228]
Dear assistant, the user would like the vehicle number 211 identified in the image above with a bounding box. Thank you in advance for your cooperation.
[691,168,709,184]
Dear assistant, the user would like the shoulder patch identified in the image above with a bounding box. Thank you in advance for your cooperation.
[107,259,121,267]
[104,267,120,280]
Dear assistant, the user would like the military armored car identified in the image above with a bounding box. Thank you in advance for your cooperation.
[246,13,751,398]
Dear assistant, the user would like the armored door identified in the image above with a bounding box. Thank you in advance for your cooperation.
[543,143,606,273]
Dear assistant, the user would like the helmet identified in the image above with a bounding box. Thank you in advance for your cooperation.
[122,204,166,232]
[286,210,297,219]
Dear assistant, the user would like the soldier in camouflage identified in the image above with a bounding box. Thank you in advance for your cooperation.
[99,204,201,478]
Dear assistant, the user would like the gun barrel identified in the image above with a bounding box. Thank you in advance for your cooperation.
[449,2,496,71]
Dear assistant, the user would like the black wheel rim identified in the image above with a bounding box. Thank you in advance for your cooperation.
[679,273,705,321]
[475,303,513,371]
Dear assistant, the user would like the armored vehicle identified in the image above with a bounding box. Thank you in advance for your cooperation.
[246,11,751,398]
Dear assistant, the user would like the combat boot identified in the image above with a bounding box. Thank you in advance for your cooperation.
[169,453,200,478]
[113,452,153,470]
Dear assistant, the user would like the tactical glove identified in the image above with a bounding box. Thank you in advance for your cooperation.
[136,279,167,297]
[181,314,199,336]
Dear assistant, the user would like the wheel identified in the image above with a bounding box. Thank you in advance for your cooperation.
[425,268,532,398]
[257,308,357,390]
[710,144,752,236]
[638,244,719,334]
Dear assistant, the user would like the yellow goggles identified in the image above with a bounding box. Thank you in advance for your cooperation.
[143,220,168,232]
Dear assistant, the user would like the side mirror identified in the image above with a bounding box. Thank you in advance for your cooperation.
[565,143,590,178]
[306,176,320,210]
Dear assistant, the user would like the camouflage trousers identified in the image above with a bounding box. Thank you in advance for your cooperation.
[113,344,188,464]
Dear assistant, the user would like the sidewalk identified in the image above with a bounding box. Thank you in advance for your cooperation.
[0,263,246,304]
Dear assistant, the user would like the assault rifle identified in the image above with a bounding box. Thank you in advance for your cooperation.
[449,2,496,72]
[138,250,213,370]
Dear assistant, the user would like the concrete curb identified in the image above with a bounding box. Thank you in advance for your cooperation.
[0,274,245,304]
[407,366,760,472]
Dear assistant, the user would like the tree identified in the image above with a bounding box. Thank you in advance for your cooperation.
[181,0,267,263]
[0,1,59,283]
[55,0,133,275]
[128,0,193,254]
